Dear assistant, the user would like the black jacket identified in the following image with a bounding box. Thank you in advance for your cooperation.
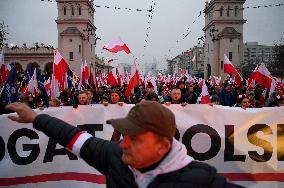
[33,114,244,188]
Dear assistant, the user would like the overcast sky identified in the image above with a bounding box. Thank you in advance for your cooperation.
[0,0,283,69]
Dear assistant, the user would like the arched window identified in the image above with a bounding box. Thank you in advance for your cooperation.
[220,6,224,16]
[234,6,239,16]
[78,6,82,15]
[71,6,74,15]
[63,6,67,15]
[227,6,230,16]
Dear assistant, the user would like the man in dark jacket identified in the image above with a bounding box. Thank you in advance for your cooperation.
[6,101,243,188]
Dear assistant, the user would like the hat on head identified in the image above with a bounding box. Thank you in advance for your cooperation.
[223,81,231,88]
[107,101,176,140]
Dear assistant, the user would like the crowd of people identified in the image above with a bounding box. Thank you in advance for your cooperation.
[1,73,283,115]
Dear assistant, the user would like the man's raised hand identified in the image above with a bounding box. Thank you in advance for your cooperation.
[5,102,37,123]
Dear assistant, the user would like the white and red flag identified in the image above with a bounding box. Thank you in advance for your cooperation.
[213,76,222,86]
[186,50,193,56]
[81,60,90,84]
[27,69,38,95]
[0,50,10,87]
[103,37,131,54]
[89,63,95,86]
[107,68,120,86]
[107,59,114,63]
[224,54,242,86]
[191,55,196,64]
[201,80,210,104]
[44,77,51,95]
[50,76,60,98]
[125,62,140,98]
[53,50,69,89]
[117,64,125,86]
[248,63,272,89]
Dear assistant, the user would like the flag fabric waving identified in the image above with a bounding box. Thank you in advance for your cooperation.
[53,50,69,88]
[248,63,272,89]
[27,69,38,95]
[103,37,131,54]
[107,68,119,86]
[191,55,196,64]
[224,54,242,86]
[107,59,114,63]
[200,80,210,104]
[0,50,10,87]
[125,62,140,98]
[81,60,90,86]
[0,65,18,105]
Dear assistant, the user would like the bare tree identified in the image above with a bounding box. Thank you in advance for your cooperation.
[0,21,8,49]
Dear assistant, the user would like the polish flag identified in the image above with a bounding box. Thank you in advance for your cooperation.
[53,50,69,88]
[259,88,267,106]
[268,77,277,97]
[186,50,193,56]
[0,50,10,87]
[44,77,51,94]
[89,63,95,86]
[224,54,242,86]
[125,62,140,98]
[107,59,114,63]
[201,80,210,104]
[247,66,258,88]
[81,60,90,84]
[27,69,38,95]
[117,64,125,86]
[103,37,131,54]
[248,63,272,89]
[147,71,158,94]
[107,67,119,86]
[191,55,196,64]
[213,76,222,86]
[180,68,186,75]
[50,76,60,98]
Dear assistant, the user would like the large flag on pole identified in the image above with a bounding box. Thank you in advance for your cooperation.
[125,62,139,98]
[81,60,90,86]
[201,80,210,104]
[248,63,272,89]
[107,67,119,87]
[27,69,38,95]
[224,54,242,86]
[103,37,131,54]
[53,50,69,89]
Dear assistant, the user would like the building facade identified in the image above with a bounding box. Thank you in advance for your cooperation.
[203,0,246,79]
[167,53,191,76]
[3,0,106,77]
[56,0,98,75]
[3,45,54,73]
[191,44,205,78]
[243,42,275,66]
[145,63,157,75]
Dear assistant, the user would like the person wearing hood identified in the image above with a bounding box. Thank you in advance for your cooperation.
[5,101,243,188]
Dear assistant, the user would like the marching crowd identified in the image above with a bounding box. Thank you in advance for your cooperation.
[1,74,283,115]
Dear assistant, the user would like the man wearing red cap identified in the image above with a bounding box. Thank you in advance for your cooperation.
[5,101,243,188]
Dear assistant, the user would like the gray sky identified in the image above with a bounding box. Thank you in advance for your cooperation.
[0,0,283,69]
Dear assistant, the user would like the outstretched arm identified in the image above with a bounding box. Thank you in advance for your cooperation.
[6,102,37,123]
[5,102,120,175]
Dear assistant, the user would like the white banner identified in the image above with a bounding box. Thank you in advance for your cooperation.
[0,104,284,187]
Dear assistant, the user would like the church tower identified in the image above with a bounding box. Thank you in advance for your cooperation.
[203,0,246,79]
[56,0,96,75]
